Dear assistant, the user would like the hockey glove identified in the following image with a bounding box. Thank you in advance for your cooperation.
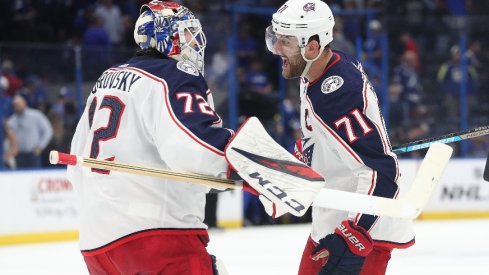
[227,166,258,195]
[311,220,373,275]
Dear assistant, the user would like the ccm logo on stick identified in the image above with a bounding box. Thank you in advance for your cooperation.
[248,172,306,212]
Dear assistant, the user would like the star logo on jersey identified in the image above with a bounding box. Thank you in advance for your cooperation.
[303,3,315,12]
[295,138,313,166]
[300,138,315,166]
[321,76,344,94]
[176,61,199,76]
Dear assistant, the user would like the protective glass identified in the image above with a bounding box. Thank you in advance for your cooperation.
[265,25,301,55]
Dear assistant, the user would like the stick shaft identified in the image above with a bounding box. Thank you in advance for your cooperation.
[56,151,413,217]
[51,148,451,219]
[51,151,241,190]
[313,188,415,218]
[393,126,489,153]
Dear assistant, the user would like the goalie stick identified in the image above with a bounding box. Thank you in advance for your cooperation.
[49,151,241,191]
[313,143,452,219]
[50,143,452,219]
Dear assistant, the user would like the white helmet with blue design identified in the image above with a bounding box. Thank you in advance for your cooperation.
[133,1,206,74]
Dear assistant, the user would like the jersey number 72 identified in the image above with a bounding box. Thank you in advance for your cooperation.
[88,95,125,173]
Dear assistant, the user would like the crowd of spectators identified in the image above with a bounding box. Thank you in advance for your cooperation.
[1,0,488,225]
[1,57,78,169]
[384,0,489,157]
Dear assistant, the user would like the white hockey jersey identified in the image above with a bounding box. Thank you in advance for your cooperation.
[297,51,414,249]
[67,54,233,252]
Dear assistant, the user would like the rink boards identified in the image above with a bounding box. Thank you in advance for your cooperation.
[0,158,488,245]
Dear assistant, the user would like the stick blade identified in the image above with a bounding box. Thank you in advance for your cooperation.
[405,143,453,217]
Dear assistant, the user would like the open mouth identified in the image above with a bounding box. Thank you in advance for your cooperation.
[282,57,289,68]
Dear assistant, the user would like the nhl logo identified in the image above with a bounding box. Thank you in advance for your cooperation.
[321,76,344,94]
[303,3,315,11]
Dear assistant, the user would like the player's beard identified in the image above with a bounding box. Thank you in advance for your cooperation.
[282,53,307,79]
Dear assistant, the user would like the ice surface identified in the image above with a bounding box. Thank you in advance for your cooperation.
[1,219,488,274]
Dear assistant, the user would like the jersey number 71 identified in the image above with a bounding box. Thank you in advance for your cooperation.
[333,108,373,143]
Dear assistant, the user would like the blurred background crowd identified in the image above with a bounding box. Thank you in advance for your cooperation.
[1,0,488,226]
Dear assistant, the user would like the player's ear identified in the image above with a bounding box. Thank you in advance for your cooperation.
[305,39,321,58]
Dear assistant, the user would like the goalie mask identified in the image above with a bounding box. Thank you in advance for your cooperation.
[134,1,207,74]
[265,0,335,77]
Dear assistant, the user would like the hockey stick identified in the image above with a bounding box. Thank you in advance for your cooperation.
[313,143,452,219]
[50,144,452,219]
[392,125,489,153]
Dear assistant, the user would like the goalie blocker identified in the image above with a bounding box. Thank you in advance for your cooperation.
[225,117,326,217]
[225,117,453,219]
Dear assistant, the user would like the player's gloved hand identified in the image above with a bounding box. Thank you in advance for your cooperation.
[311,220,373,275]
[227,166,288,218]
[227,166,258,194]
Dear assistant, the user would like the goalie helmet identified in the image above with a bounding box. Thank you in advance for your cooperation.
[134,1,207,73]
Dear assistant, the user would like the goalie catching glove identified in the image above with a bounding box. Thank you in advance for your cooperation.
[311,220,373,274]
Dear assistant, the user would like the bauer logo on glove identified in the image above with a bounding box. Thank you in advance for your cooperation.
[337,221,373,255]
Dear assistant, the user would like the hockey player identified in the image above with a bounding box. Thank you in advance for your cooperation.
[265,0,414,274]
[67,1,231,274]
